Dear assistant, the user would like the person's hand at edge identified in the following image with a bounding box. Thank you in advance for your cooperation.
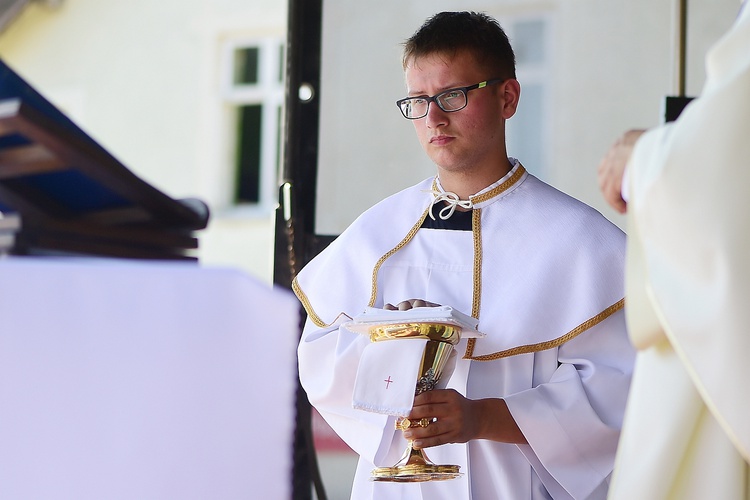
[597,129,646,214]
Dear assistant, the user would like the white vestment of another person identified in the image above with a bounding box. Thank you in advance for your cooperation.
[608,5,750,499]
[295,161,636,499]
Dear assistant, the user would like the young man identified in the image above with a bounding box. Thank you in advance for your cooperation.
[295,11,635,499]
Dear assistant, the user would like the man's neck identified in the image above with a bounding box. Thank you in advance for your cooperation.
[438,159,514,199]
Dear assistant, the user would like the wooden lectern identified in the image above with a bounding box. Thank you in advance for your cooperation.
[0,59,208,260]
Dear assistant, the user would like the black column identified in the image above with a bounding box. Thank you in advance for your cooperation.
[274,0,326,499]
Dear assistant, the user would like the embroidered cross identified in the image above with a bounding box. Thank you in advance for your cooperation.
[384,376,394,389]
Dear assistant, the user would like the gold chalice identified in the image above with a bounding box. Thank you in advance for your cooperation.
[368,322,462,482]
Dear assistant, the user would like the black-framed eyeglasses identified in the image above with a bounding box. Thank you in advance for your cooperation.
[396,79,505,120]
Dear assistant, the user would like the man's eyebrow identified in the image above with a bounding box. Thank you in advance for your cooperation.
[407,87,456,97]
[405,88,428,97]
[406,83,466,97]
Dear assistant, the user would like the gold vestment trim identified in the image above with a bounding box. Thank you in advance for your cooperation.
[463,298,625,361]
[293,277,354,328]
[369,207,431,306]
[292,277,326,327]
[469,164,526,205]
[471,209,482,319]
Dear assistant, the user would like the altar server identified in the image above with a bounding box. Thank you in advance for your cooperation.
[296,11,636,499]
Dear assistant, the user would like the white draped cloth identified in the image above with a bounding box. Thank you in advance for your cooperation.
[295,161,636,499]
[608,5,750,499]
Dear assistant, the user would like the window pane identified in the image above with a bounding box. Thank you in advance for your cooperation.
[507,83,544,177]
[514,20,545,65]
[235,104,262,203]
[234,47,259,84]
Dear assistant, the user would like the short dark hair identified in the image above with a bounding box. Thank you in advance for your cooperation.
[402,11,516,80]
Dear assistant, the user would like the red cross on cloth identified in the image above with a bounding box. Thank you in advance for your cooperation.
[352,338,429,416]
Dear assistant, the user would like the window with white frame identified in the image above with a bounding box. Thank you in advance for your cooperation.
[222,37,285,211]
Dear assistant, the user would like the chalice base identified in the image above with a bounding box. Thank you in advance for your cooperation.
[371,442,461,482]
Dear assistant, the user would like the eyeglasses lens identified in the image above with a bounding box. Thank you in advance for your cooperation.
[437,90,467,112]
[400,89,468,119]
[400,99,424,119]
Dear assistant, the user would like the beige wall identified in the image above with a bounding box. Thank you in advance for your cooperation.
[550,0,738,224]
[0,0,287,282]
[316,0,740,235]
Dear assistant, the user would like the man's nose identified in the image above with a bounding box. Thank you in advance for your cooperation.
[425,102,448,128]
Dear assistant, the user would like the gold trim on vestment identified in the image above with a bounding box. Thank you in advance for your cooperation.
[293,277,354,328]
[463,298,625,361]
[368,207,431,307]
[368,165,525,313]
[471,209,482,319]
[469,164,526,205]
[292,276,326,327]
[292,206,432,329]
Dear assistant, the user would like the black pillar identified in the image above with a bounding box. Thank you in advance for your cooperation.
[274,0,327,499]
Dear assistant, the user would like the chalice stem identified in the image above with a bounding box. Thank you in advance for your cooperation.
[394,441,434,468]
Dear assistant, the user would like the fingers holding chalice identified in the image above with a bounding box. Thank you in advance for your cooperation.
[396,416,434,432]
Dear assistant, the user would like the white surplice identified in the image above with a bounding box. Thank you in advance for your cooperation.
[608,4,750,499]
[295,161,636,499]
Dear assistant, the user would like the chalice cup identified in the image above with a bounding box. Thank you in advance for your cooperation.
[369,322,462,482]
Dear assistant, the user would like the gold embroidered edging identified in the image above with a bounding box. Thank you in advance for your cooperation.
[470,164,526,205]
[471,209,482,318]
[465,208,485,358]
[296,198,432,327]
[368,206,431,307]
[463,298,625,361]
[292,277,353,328]
[292,277,325,327]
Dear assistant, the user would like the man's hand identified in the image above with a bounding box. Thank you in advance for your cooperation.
[383,299,440,310]
[597,129,646,214]
[402,389,527,449]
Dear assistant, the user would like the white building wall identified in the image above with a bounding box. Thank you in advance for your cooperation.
[0,0,287,282]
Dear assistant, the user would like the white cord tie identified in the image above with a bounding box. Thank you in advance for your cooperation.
[426,189,473,220]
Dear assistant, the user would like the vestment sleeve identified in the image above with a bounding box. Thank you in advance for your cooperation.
[297,318,402,465]
[503,309,633,499]
[294,181,436,467]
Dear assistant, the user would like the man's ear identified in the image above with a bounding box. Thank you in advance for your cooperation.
[500,79,521,119]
